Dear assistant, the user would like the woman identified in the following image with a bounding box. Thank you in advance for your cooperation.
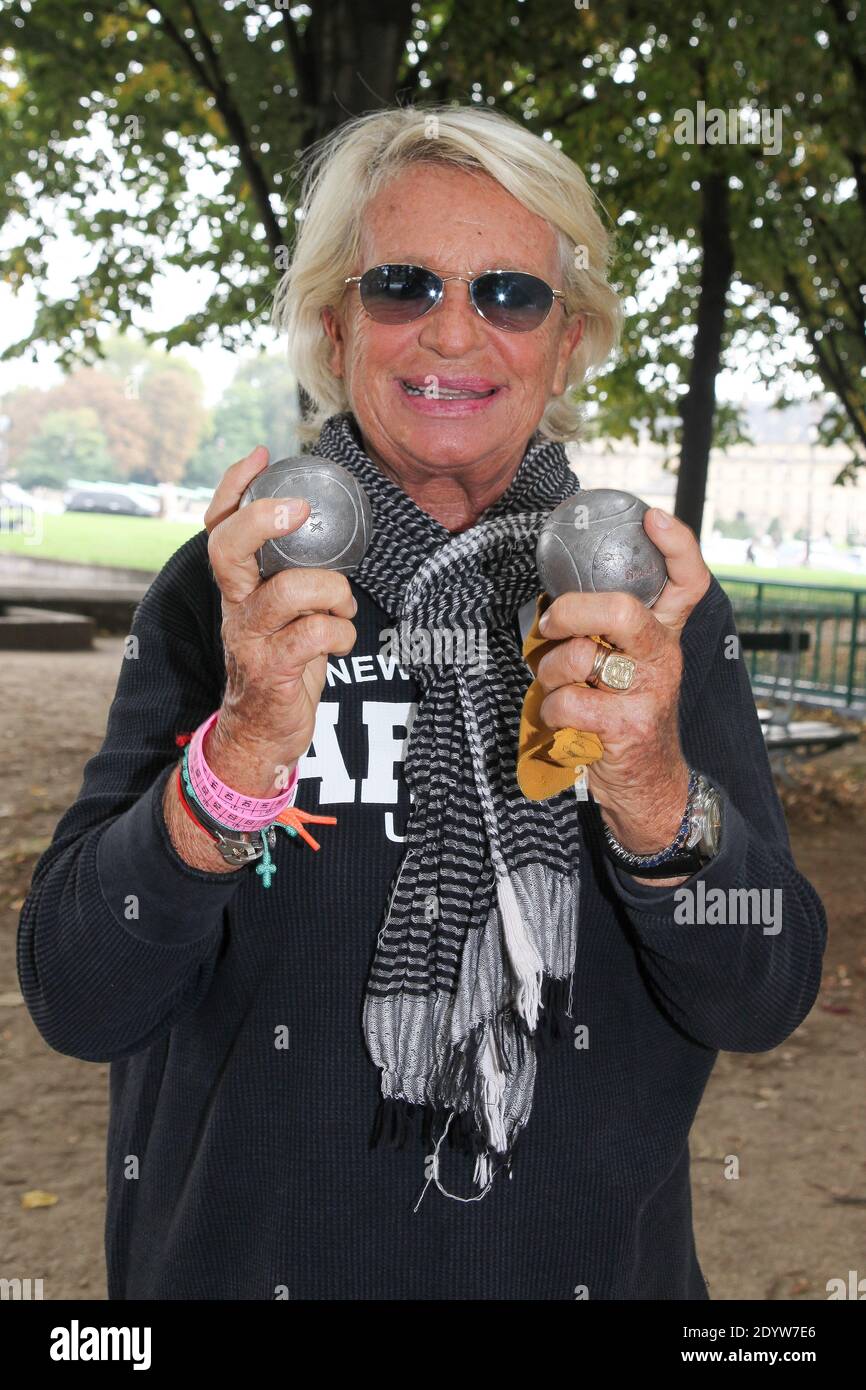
[18,105,826,1301]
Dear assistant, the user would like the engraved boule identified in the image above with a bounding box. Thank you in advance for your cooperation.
[239,456,372,579]
[536,488,668,606]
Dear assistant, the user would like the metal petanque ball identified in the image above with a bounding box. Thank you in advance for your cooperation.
[239,456,372,579]
[536,488,668,606]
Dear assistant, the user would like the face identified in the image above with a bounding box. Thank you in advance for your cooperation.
[321,164,584,501]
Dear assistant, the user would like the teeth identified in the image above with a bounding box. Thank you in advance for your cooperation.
[402,382,494,398]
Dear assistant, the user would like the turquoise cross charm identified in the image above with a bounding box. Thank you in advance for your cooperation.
[256,857,276,888]
[255,832,276,887]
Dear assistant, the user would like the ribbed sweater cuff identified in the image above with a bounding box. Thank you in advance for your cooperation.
[96,761,244,945]
[602,782,748,916]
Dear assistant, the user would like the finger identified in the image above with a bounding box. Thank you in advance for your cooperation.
[208,495,312,604]
[204,445,271,534]
[538,683,627,743]
[643,508,711,611]
[242,567,358,638]
[535,635,600,693]
[266,612,358,678]
[538,590,661,662]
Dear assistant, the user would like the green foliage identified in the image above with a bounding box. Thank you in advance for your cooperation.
[185,353,299,485]
[17,407,111,487]
[0,0,862,505]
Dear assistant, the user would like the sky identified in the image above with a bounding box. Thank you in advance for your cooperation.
[0,252,279,407]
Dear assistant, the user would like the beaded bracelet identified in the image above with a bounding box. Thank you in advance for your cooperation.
[601,768,699,870]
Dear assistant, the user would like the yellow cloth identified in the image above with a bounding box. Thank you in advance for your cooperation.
[516,592,608,802]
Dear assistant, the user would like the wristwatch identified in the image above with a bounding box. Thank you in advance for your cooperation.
[176,762,274,866]
[602,771,723,880]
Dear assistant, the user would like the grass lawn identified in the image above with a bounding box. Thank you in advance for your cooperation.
[2,512,864,595]
[715,563,866,589]
[0,512,202,572]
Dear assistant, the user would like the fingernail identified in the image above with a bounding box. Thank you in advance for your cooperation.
[274,498,307,527]
[538,610,551,634]
[653,508,672,528]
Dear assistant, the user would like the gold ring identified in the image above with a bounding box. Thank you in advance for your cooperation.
[585,646,636,691]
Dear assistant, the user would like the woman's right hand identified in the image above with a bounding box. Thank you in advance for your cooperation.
[202,445,359,797]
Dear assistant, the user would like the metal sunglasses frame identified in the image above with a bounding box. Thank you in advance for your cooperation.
[343,264,567,330]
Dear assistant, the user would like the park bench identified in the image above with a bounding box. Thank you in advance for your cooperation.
[738,628,859,764]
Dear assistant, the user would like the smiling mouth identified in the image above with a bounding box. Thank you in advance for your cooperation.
[399,380,499,399]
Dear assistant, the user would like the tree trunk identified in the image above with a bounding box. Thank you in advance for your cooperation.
[674,171,734,538]
[287,0,416,151]
[284,0,416,427]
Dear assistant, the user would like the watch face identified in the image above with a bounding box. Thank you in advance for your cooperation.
[703,793,722,855]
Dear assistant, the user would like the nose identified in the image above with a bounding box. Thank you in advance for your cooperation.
[416,277,489,356]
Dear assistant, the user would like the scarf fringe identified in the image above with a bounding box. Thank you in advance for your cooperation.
[368,1097,489,1157]
[368,973,574,1157]
[515,972,574,1052]
[496,869,544,1032]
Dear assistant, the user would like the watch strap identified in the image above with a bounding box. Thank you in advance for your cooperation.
[611,844,710,880]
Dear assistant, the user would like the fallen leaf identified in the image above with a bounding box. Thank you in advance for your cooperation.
[21,1189,58,1210]
[0,991,24,1007]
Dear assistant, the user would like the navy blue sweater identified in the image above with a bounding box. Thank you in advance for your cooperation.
[17,530,826,1300]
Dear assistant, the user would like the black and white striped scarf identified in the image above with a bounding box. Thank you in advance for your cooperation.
[312,412,584,1199]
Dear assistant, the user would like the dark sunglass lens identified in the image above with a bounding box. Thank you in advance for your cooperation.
[358,264,440,324]
[473,271,553,330]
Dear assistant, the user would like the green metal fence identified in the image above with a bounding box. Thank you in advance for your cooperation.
[716,576,866,712]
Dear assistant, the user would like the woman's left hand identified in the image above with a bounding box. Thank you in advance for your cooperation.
[534,508,713,855]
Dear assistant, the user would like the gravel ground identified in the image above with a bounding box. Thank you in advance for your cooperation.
[0,639,863,1300]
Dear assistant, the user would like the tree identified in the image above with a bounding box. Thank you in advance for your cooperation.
[49,367,150,479]
[137,364,205,483]
[0,340,207,483]
[17,406,111,487]
[0,0,419,364]
[0,0,863,533]
[185,353,299,486]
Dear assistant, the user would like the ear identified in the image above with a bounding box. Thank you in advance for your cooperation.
[552,314,585,396]
[321,305,346,379]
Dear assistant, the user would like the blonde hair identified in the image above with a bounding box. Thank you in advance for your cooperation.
[272,104,622,445]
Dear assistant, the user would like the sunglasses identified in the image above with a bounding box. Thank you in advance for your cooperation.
[343,263,567,332]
